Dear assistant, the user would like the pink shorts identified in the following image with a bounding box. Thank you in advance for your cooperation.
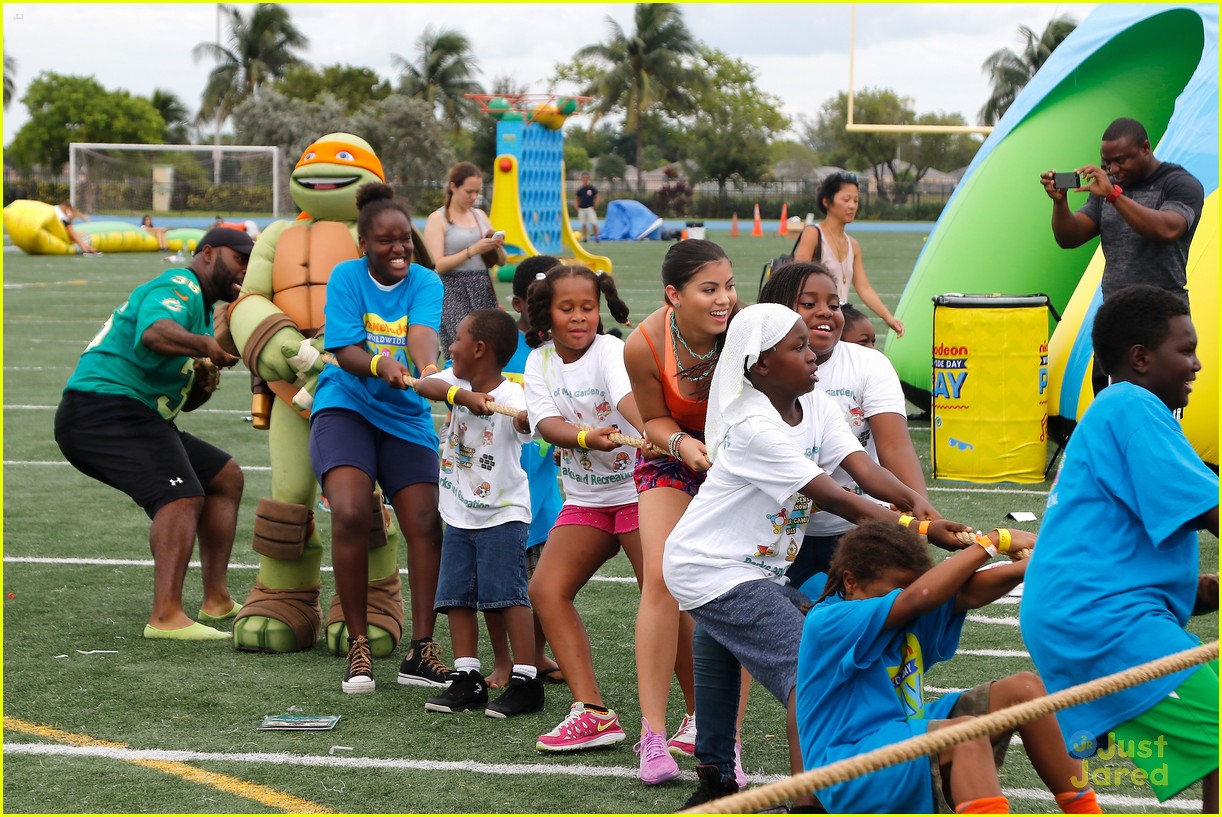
[552,503,639,535]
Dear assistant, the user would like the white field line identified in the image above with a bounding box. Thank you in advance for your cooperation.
[957,648,1031,658]
[966,613,1021,627]
[1,743,1198,811]
[2,555,642,585]
[0,558,1042,600]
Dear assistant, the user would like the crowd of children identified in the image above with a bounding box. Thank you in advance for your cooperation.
[261,182,1218,812]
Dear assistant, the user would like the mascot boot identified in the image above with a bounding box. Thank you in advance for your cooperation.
[227,133,425,655]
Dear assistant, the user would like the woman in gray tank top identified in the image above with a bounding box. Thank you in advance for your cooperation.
[423,162,506,354]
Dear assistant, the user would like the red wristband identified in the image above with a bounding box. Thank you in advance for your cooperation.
[1105,184,1123,204]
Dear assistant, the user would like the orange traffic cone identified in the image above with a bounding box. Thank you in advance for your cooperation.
[777,203,789,235]
[751,203,763,237]
[730,212,740,237]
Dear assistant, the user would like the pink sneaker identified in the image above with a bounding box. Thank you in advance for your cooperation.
[667,713,697,757]
[636,718,680,785]
[536,702,626,752]
[734,740,748,788]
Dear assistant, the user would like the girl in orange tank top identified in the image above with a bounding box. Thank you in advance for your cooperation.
[623,239,739,785]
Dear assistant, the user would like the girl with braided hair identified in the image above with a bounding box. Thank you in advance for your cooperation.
[795,521,1097,815]
[522,265,646,753]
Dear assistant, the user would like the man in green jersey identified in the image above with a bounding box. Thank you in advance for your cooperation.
[55,227,253,640]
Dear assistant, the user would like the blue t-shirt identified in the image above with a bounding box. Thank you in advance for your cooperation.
[796,591,966,813]
[1020,382,1217,743]
[65,267,212,420]
[504,328,562,547]
[313,257,444,449]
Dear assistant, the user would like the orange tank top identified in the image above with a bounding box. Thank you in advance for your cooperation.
[640,308,708,432]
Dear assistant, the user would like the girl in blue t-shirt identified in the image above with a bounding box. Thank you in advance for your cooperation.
[309,182,448,695]
[796,521,1099,815]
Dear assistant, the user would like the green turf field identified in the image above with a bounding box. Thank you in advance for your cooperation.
[2,235,1214,813]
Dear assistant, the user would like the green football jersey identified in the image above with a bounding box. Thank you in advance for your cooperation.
[65,268,211,420]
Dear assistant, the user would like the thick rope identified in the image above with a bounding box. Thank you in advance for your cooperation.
[686,640,1218,814]
[320,352,653,451]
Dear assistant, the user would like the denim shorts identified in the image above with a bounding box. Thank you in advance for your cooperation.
[689,578,809,705]
[309,408,439,497]
[434,521,530,611]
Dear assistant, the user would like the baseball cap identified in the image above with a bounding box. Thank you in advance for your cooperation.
[195,226,255,258]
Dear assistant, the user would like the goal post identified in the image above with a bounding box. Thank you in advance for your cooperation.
[68,143,283,218]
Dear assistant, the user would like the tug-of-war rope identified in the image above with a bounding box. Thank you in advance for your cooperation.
[319,352,652,451]
[684,640,1219,814]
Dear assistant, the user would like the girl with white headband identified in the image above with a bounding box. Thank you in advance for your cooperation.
[663,303,968,808]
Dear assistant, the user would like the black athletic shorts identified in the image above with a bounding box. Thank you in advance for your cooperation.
[55,390,233,519]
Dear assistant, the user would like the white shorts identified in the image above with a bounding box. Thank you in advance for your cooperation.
[578,207,598,227]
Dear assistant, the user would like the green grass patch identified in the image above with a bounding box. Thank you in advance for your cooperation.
[2,236,1212,813]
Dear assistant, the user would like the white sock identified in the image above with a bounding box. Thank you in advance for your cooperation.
[454,657,481,675]
[512,663,537,680]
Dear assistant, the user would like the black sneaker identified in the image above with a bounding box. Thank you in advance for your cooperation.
[678,764,739,811]
[397,638,452,687]
[424,670,488,713]
[484,672,545,718]
[342,635,375,694]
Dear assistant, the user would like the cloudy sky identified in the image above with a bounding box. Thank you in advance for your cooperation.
[3,3,1097,146]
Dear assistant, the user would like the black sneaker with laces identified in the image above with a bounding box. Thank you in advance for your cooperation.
[678,764,739,811]
[484,672,545,718]
[424,670,488,713]
[397,637,452,688]
[342,635,375,694]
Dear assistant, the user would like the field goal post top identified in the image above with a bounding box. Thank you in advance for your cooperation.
[465,93,594,123]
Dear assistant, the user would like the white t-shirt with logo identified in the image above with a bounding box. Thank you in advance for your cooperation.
[663,390,863,610]
[428,370,532,530]
[806,341,909,536]
[524,333,640,508]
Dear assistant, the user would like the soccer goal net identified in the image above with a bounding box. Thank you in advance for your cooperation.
[68,143,283,218]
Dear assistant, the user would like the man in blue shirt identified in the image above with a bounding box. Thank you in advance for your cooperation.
[56,227,253,640]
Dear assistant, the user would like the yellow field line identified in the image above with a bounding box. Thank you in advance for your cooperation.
[4,717,331,813]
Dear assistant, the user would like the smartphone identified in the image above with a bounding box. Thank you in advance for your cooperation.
[491,230,505,241]
[1053,171,1080,190]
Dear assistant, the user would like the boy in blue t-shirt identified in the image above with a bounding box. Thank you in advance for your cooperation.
[482,255,565,688]
[797,521,1100,815]
[1021,285,1218,811]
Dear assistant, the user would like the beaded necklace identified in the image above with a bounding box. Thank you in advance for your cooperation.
[670,309,716,381]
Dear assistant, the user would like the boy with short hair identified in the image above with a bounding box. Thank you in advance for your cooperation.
[1020,284,1219,813]
[479,256,566,689]
[416,309,545,717]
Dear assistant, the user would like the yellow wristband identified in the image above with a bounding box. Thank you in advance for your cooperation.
[369,354,382,377]
[576,429,590,449]
[420,364,439,377]
[997,528,1012,553]
[446,385,461,407]
[918,519,931,536]
[898,514,915,529]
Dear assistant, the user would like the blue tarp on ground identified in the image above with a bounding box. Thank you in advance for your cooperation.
[601,199,664,240]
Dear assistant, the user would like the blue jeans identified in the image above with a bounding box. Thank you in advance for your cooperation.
[692,623,742,776]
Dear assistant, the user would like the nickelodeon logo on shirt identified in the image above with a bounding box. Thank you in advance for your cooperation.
[364,313,414,367]
[888,633,927,718]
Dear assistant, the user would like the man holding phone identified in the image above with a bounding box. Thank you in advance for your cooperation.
[1040,117,1203,393]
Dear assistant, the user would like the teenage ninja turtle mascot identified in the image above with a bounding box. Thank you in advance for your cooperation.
[224,134,447,675]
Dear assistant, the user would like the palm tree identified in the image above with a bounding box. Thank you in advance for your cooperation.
[4,48,16,111]
[575,4,708,190]
[979,14,1077,126]
[150,89,192,144]
[392,26,482,133]
[192,4,308,131]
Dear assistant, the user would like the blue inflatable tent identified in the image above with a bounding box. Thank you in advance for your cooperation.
[601,200,664,241]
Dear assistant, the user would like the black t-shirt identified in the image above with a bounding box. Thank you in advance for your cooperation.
[576,184,598,209]
[1078,162,1203,298]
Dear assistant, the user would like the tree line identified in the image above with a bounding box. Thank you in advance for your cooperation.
[3,4,1075,209]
